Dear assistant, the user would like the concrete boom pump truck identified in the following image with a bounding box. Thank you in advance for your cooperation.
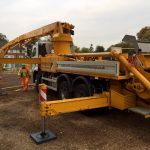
[0,21,149,124]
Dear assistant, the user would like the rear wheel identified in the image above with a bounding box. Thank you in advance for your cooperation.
[58,80,70,99]
[73,83,90,98]
[73,83,95,115]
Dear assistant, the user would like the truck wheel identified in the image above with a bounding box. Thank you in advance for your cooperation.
[73,83,94,115]
[73,83,90,98]
[58,81,70,99]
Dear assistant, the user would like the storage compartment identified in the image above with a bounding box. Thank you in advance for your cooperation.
[111,88,136,110]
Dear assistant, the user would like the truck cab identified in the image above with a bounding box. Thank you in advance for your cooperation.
[32,40,51,84]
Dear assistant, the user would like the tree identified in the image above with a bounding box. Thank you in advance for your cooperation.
[74,45,80,53]
[95,45,105,52]
[137,26,150,41]
[80,47,90,53]
[0,33,8,48]
[80,44,94,53]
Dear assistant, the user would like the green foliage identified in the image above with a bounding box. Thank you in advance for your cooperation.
[80,44,94,53]
[80,47,90,53]
[74,44,105,53]
[74,45,80,52]
[137,26,150,41]
[95,45,104,52]
[0,33,8,48]
[106,46,111,52]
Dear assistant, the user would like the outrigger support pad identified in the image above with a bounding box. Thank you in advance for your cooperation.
[30,130,56,144]
[30,117,56,144]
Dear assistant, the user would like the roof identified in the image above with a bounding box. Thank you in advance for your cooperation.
[122,35,139,52]
[122,35,150,53]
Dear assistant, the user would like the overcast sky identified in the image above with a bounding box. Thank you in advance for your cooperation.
[0,0,150,49]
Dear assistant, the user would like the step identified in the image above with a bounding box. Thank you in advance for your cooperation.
[129,107,150,118]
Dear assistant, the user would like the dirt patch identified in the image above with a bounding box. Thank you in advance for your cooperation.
[0,72,150,150]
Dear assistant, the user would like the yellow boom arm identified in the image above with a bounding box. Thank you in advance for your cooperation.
[0,21,74,57]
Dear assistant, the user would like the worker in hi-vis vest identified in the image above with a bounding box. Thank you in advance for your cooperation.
[18,64,30,91]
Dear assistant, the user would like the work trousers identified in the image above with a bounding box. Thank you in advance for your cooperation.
[22,77,29,91]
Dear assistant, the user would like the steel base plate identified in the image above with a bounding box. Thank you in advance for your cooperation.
[30,130,56,144]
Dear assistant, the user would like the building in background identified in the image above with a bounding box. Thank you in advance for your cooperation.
[122,35,150,53]
[3,46,27,70]
[138,41,150,53]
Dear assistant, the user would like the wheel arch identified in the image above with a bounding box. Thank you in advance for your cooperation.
[57,74,72,92]
[72,76,93,96]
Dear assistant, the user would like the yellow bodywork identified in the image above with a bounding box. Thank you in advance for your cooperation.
[110,88,136,110]
[39,83,149,118]
[39,83,137,117]
[39,84,138,117]
[0,21,150,118]
[0,58,40,64]
[0,22,74,57]
[52,33,73,55]
[40,94,109,116]
[137,54,150,69]
[0,21,74,71]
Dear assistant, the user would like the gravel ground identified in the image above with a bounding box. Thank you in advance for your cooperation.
[0,72,150,150]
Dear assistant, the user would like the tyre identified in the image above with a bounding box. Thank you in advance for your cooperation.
[73,83,90,98]
[73,83,95,115]
[58,80,70,99]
